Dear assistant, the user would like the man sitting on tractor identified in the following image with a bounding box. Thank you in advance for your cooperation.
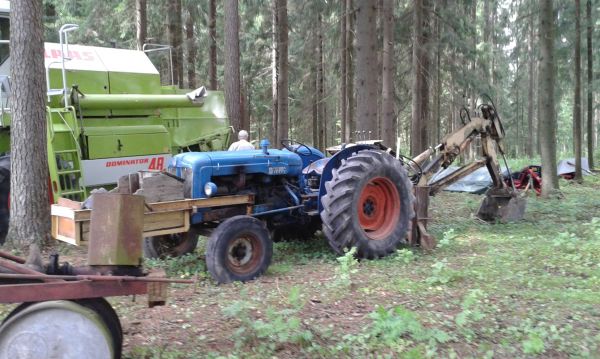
[228,130,255,151]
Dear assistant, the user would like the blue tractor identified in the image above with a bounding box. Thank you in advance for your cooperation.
[160,140,415,283]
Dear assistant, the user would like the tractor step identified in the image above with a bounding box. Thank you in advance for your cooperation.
[60,189,85,196]
[56,169,81,175]
[54,149,79,154]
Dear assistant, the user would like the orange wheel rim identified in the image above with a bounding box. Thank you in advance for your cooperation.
[226,234,262,275]
[357,177,400,240]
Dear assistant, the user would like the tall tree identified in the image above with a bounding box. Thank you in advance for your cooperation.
[346,0,355,142]
[526,5,535,158]
[224,0,242,131]
[208,0,218,90]
[135,0,147,51]
[586,0,594,169]
[185,4,197,89]
[276,0,289,144]
[355,0,378,140]
[271,0,279,144]
[6,0,50,248]
[381,0,395,149]
[340,0,347,143]
[573,0,583,182]
[317,13,326,149]
[410,0,431,156]
[538,0,559,196]
[167,0,183,87]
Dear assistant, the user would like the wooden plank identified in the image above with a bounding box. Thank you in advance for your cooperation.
[56,197,83,210]
[135,172,184,203]
[143,211,186,232]
[52,194,254,245]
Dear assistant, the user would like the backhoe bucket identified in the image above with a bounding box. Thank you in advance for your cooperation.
[476,188,527,223]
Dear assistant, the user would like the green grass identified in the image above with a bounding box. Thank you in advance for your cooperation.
[125,175,600,357]
[2,176,599,358]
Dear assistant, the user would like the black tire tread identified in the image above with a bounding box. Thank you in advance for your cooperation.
[206,215,272,284]
[320,150,415,259]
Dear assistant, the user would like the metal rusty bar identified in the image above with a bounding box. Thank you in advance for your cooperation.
[0,258,53,279]
[0,250,26,264]
[0,280,148,304]
[0,273,194,284]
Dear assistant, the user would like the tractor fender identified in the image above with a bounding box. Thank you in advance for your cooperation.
[317,144,375,213]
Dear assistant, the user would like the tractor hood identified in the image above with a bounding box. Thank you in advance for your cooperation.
[170,149,304,198]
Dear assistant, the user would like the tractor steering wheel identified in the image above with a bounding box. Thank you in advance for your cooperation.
[280,139,313,157]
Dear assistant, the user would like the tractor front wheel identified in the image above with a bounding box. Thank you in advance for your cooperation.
[143,228,200,258]
[320,150,414,259]
[206,215,272,284]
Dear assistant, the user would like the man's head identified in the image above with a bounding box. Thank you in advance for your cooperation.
[238,130,249,140]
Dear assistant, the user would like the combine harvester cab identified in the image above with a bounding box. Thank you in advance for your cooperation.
[0,4,231,243]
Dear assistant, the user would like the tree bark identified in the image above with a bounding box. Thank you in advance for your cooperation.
[276,0,289,144]
[410,0,430,156]
[340,0,347,143]
[538,0,559,196]
[346,0,355,142]
[312,36,318,147]
[6,0,50,248]
[271,0,279,144]
[224,0,242,132]
[573,0,583,182]
[355,0,378,140]
[209,0,218,90]
[135,0,147,51]
[317,13,326,149]
[185,4,196,89]
[381,0,395,149]
[167,0,183,87]
[526,6,535,158]
[586,0,594,169]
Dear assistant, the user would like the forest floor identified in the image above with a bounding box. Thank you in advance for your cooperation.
[2,175,600,358]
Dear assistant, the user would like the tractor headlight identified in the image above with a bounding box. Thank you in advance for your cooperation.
[204,182,217,197]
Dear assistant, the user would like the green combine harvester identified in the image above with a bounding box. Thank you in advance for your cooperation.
[0,1,231,243]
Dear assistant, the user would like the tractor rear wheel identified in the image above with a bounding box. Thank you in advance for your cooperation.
[320,149,414,259]
[0,300,119,359]
[0,155,9,245]
[206,215,272,284]
[143,228,200,258]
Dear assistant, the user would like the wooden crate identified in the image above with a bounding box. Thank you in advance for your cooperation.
[51,195,254,246]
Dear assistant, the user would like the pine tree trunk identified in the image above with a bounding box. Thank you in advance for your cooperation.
[526,6,535,158]
[224,0,242,131]
[340,0,347,143]
[185,5,196,89]
[167,0,183,87]
[271,0,279,144]
[573,0,583,182]
[135,0,147,51]
[586,0,594,169]
[355,0,378,140]
[209,0,218,90]
[317,13,326,150]
[276,0,289,144]
[410,0,430,156]
[381,0,395,149]
[312,43,318,147]
[176,0,184,88]
[6,0,50,248]
[434,0,442,144]
[538,0,559,196]
[346,0,355,142]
